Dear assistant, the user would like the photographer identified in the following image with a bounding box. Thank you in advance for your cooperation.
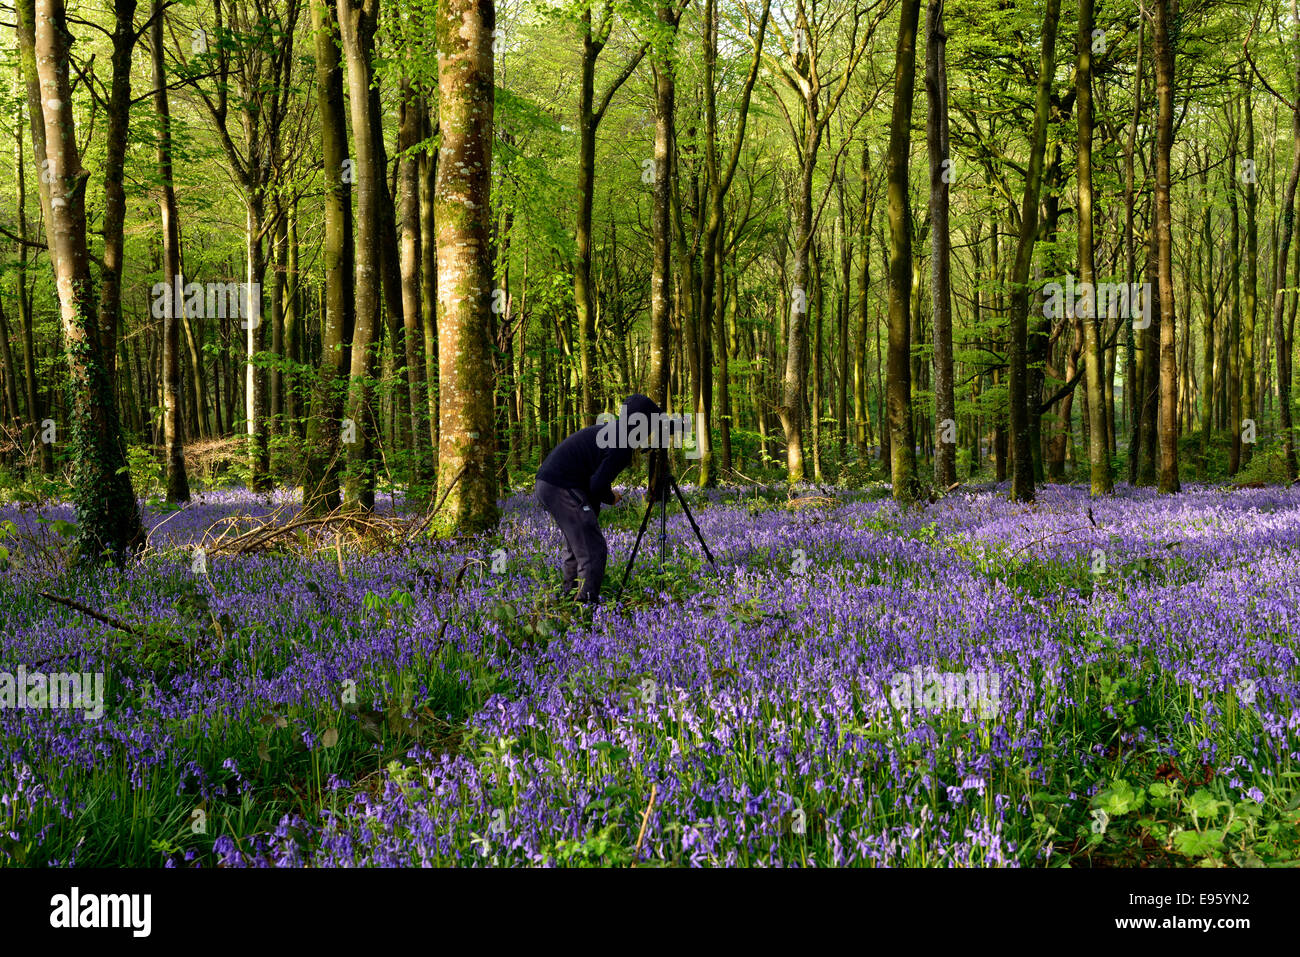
[534,394,662,604]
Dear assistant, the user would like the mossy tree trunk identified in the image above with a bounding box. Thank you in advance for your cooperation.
[35,0,143,560]
[435,0,499,532]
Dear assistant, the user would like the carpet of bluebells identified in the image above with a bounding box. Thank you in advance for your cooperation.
[2,481,1300,867]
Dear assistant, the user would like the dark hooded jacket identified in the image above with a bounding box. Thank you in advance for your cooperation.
[536,394,662,506]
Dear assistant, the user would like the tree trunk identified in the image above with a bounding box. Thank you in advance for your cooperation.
[337,0,384,510]
[1268,14,1300,481]
[1241,62,1257,466]
[35,0,144,558]
[886,0,922,502]
[435,0,499,531]
[646,4,681,416]
[1139,240,1160,485]
[926,0,956,488]
[420,100,439,465]
[94,0,137,383]
[856,144,875,458]
[153,0,190,502]
[1007,0,1061,502]
[11,97,52,474]
[302,0,354,514]
[284,203,300,438]
[1153,0,1181,492]
[244,193,270,488]
[1125,18,1146,485]
[1227,123,1243,474]
[398,74,430,486]
[1078,0,1112,493]
[0,300,22,440]
[575,8,601,426]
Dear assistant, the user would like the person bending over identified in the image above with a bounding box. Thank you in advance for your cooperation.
[534,394,661,604]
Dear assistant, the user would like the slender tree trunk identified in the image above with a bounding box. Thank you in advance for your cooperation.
[926,0,956,488]
[284,203,300,438]
[1008,0,1061,502]
[575,8,601,426]
[270,200,286,435]
[153,0,190,502]
[811,245,824,482]
[1153,0,1180,491]
[1242,62,1257,466]
[1078,0,1112,493]
[1228,133,1243,474]
[646,5,681,415]
[12,98,51,474]
[95,0,137,383]
[398,74,430,485]
[886,0,922,502]
[420,100,439,464]
[1268,13,1300,481]
[780,135,817,482]
[1125,19,1146,485]
[337,0,384,510]
[302,0,354,514]
[717,237,734,472]
[855,144,874,458]
[1139,240,1161,485]
[695,0,764,482]
[836,176,851,462]
[244,191,270,488]
[0,300,21,439]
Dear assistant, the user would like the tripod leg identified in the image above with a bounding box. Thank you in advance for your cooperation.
[659,488,667,570]
[617,496,658,598]
[669,474,717,569]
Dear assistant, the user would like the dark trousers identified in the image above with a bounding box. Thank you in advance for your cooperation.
[535,479,607,603]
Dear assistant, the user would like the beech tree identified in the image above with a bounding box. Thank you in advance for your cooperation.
[34,0,143,558]
[435,0,499,530]
[885,0,920,503]
[1077,0,1112,494]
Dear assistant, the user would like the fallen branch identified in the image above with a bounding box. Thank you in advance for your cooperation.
[405,464,470,543]
[1007,525,1092,559]
[632,781,658,865]
[786,495,837,509]
[38,591,139,635]
[201,506,406,557]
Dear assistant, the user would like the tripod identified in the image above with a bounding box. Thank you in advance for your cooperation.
[616,446,717,599]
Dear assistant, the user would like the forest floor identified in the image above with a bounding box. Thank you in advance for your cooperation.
[2,481,1300,866]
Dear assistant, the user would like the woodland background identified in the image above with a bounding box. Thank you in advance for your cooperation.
[0,0,1295,553]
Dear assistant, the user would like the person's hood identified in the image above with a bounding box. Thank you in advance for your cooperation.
[620,394,662,421]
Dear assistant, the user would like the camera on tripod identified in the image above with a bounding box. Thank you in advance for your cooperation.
[617,422,717,599]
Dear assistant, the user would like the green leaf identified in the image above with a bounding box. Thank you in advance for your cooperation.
[1185,789,1225,820]
[1092,780,1143,817]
